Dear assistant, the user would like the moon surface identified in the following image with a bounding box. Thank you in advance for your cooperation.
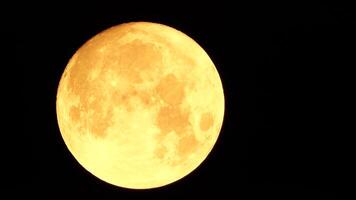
[56,22,225,189]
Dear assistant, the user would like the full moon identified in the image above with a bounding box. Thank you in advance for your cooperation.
[56,22,224,189]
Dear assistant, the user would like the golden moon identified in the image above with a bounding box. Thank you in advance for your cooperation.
[56,22,224,189]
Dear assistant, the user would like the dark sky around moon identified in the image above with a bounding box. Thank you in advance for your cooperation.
[14,0,354,198]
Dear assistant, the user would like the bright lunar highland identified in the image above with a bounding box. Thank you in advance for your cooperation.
[56,22,224,189]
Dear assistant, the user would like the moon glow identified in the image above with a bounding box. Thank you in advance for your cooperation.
[56,22,225,189]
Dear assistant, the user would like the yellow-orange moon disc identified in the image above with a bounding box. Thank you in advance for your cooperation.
[56,22,225,189]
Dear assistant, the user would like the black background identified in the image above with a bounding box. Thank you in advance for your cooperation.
[15,0,354,198]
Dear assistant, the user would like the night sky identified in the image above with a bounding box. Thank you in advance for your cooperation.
[17,1,354,198]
